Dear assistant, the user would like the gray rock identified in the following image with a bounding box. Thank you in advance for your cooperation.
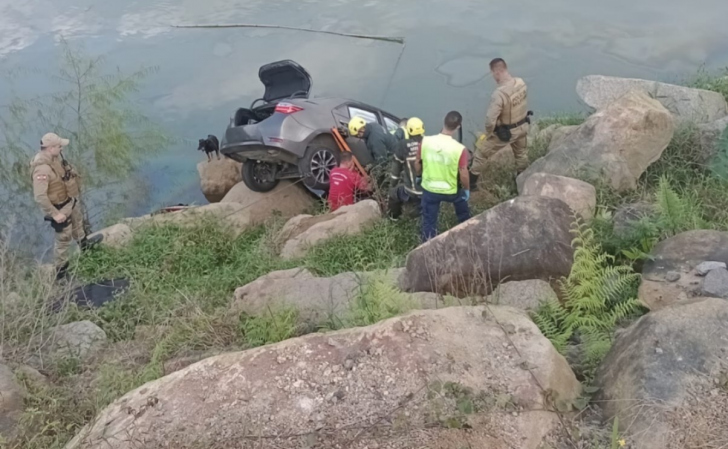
[403,196,574,297]
[88,223,132,249]
[52,321,106,360]
[277,200,382,260]
[612,202,656,236]
[519,172,597,219]
[701,268,728,299]
[597,298,728,449]
[664,271,681,283]
[695,261,727,276]
[547,125,579,152]
[697,116,728,163]
[0,362,24,438]
[65,306,581,449]
[232,268,446,328]
[639,230,728,310]
[486,279,558,311]
[518,91,675,193]
[197,157,242,203]
[577,75,728,124]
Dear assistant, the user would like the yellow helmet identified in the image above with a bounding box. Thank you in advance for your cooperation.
[407,117,425,136]
[348,117,367,136]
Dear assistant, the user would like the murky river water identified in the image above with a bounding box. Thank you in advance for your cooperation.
[2,0,728,233]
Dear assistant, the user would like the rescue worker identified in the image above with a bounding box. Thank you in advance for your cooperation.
[348,116,400,189]
[388,117,425,220]
[470,58,532,189]
[416,111,471,242]
[392,117,409,141]
[328,152,371,211]
[30,133,97,280]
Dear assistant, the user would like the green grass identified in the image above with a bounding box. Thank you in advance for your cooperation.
[535,113,587,129]
[687,66,728,101]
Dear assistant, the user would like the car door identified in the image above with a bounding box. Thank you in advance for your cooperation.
[333,103,382,167]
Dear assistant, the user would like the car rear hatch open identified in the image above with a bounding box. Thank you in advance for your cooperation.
[260,60,312,103]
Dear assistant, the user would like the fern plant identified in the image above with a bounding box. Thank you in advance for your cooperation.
[532,219,642,379]
[655,175,705,236]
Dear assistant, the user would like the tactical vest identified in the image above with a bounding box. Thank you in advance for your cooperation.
[497,77,528,126]
[402,137,422,195]
[30,153,70,205]
[421,134,462,195]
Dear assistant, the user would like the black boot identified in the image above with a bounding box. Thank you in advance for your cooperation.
[55,262,69,282]
[469,173,480,192]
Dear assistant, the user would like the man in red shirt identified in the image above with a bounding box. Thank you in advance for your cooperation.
[328,152,371,211]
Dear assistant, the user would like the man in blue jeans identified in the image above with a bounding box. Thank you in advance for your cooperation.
[416,111,471,242]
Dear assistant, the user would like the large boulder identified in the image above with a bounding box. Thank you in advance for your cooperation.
[197,157,242,203]
[65,306,581,449]
[122,182,315,236]
[0,363,24,438]
[576,75,728,124]
[486,279,558,311]
[596,297,728,449]
[638,230,728,310]
[519,173,597,219]
[277,200,381,260]
[547,125,579,151]
[518,90,675,192]
[534,124,579,152]
[87,223,132,249]
[402,196,574,296]
[232,268,447,328]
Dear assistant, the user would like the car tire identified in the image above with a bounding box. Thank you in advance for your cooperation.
[242,160,280,193]
[301,138,340,190]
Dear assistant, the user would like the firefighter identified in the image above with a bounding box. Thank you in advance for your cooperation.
[388,117,425,220]
[348,116,400,190]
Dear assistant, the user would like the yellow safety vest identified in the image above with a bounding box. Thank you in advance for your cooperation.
[421,134,463,195]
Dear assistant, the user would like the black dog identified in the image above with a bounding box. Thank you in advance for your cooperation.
[198,135,220,162]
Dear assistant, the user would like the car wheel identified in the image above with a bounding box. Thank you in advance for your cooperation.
[301,143,340,190]
[242,160,280,193]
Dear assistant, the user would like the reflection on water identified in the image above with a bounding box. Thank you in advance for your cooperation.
[1,0,727,235]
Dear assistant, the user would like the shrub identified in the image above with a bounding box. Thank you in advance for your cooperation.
[532,219,643,380]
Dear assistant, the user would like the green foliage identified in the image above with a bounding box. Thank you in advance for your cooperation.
[532,220,643,380]
[347,275,414,327]
[536,113,587,129]
[74,220,290,340]
[654,175,706,236]
[239,306,299,347]
[687,66,728,102]
[303,219,419,275]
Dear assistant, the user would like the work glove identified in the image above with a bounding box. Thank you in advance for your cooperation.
[462,190,470,202]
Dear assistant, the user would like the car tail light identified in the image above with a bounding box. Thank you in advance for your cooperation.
[275,102,304,114]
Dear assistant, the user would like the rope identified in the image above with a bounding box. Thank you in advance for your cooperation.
[172,23,405,45]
